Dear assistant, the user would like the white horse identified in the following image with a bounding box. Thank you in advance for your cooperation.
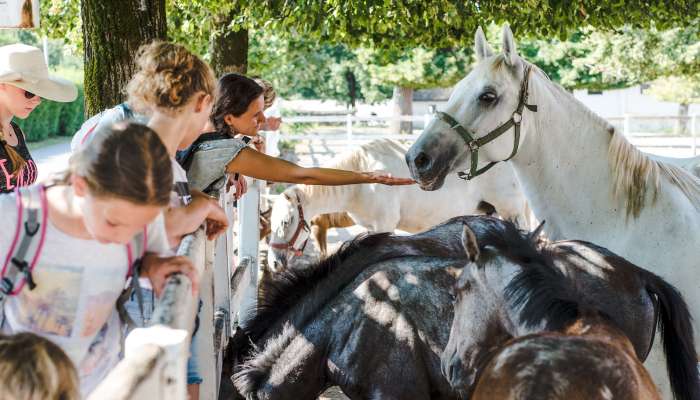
[405,25,700,399]
[268,139,528,270]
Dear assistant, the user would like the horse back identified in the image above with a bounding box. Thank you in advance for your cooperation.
[471,333,659,400]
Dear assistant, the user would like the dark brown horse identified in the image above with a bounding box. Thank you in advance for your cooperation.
[443,222,698,400]
[227,216,668,400]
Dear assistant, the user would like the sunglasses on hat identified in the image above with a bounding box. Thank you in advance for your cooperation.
[24,90,36,99]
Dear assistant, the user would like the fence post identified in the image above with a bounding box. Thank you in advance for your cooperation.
[231,178,260,329]
[346,114,353,144]
[692,114,697,156]
[623,114,630,137]
[423,113,431,130]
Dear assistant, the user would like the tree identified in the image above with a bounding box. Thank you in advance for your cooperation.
[355,47,472,133]
[235,0,699,49]
[647,76,700,135]
[81,0,167,115]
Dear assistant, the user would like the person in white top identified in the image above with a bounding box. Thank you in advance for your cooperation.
[0,122,198,397]
[72,41,228,249]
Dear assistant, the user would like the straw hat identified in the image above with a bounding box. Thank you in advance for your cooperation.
[0,43,77,102]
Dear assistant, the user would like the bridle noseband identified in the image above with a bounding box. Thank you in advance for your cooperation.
[269,194,310,257]
[436,63,538,180]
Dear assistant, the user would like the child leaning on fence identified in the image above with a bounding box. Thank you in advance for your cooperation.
[0,122,198,397]
[0,332,80,400]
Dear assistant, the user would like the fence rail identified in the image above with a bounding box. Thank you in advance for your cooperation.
[277,113,698,156]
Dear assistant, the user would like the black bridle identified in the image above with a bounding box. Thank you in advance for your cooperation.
[436,63,538,180]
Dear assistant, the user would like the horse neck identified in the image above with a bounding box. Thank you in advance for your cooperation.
[297,184,352,218]
[511,71,619,239]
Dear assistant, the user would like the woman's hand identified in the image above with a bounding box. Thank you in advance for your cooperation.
[361,171,415,186]
[226,173,248,200]
[191,191,229,240]
[204,201,228,240]
[261,116,282,131]
[140,254,199,297]
[251,135,266,153]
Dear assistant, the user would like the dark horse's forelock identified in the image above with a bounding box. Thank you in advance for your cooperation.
[476,221,582,332]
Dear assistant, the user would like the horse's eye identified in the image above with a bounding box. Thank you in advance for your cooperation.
[479,92,497,103]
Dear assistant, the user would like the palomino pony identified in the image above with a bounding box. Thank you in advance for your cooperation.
[406,25,700,396]
[443,222,698,400]
[268,139,528,270]
[231,216,671,400]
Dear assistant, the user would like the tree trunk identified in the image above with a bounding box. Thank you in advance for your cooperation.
[81,0,166,116]
[390,86,413,134]
[210,10,248,76]
[675,103,689,135]
[345,69,357,109]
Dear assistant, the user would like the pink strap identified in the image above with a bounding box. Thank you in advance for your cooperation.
[1,187,25,276]
[6,185,48,295]
[79,121,99,145]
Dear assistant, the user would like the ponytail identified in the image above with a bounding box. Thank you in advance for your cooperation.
[0,128,27,178]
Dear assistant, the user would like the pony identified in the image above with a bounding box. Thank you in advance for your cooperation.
[405,25,700,396]
[230,216,669,400]
[309,212,356,257]
[268,139,528,271]
[443,222,698,399]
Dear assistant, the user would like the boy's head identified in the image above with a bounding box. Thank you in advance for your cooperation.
[0,332,79,400]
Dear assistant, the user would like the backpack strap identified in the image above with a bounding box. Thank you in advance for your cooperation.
[119,102,134,120]
[0,185,48,323]
[118,227,149,330]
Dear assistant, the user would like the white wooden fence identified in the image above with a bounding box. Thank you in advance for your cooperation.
[278,113,699,155]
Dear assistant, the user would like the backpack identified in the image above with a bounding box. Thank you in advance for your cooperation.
[74,103,136,149]
[0,184,147,327]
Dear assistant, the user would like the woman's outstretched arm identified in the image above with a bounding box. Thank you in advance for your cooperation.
[226,147,415,186]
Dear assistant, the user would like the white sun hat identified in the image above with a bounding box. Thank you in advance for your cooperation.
[0,43,78,102]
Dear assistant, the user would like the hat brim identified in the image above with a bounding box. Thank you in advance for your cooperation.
[5,75,78,103]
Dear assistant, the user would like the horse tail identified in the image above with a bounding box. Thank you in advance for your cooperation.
[642,269,700,400]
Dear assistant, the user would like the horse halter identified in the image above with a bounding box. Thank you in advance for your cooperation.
[436,63,538,180]
[269,194,310,257]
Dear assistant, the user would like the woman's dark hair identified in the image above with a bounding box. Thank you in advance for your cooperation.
[211,73,264,134]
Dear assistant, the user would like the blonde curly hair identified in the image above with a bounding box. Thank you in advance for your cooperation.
[126,41,215,115]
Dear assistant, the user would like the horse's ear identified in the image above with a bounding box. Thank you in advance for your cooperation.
[474,26,493,62]
[461,223,481,262]
[501,23,519,67]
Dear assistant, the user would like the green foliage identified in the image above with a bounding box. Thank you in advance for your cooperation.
[647,76,700,105]
[15,86,85,142]
[233,0,698,49]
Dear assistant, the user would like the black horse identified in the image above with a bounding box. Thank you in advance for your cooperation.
[230,216,661,400]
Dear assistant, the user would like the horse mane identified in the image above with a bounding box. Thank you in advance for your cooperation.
[526,62,700,218]
[233,215,502,395]
[609,131,700,218]
[474,219,582,331]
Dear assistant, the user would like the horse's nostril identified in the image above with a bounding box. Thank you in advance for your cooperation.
[414,152,432,171]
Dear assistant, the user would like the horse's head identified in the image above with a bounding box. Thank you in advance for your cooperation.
[441,224,518,397]
[268,187,311,272]
[407,25,535,190]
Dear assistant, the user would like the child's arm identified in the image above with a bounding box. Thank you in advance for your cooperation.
[164,193,228,246]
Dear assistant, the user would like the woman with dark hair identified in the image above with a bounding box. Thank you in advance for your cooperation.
[211,73,414,186]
